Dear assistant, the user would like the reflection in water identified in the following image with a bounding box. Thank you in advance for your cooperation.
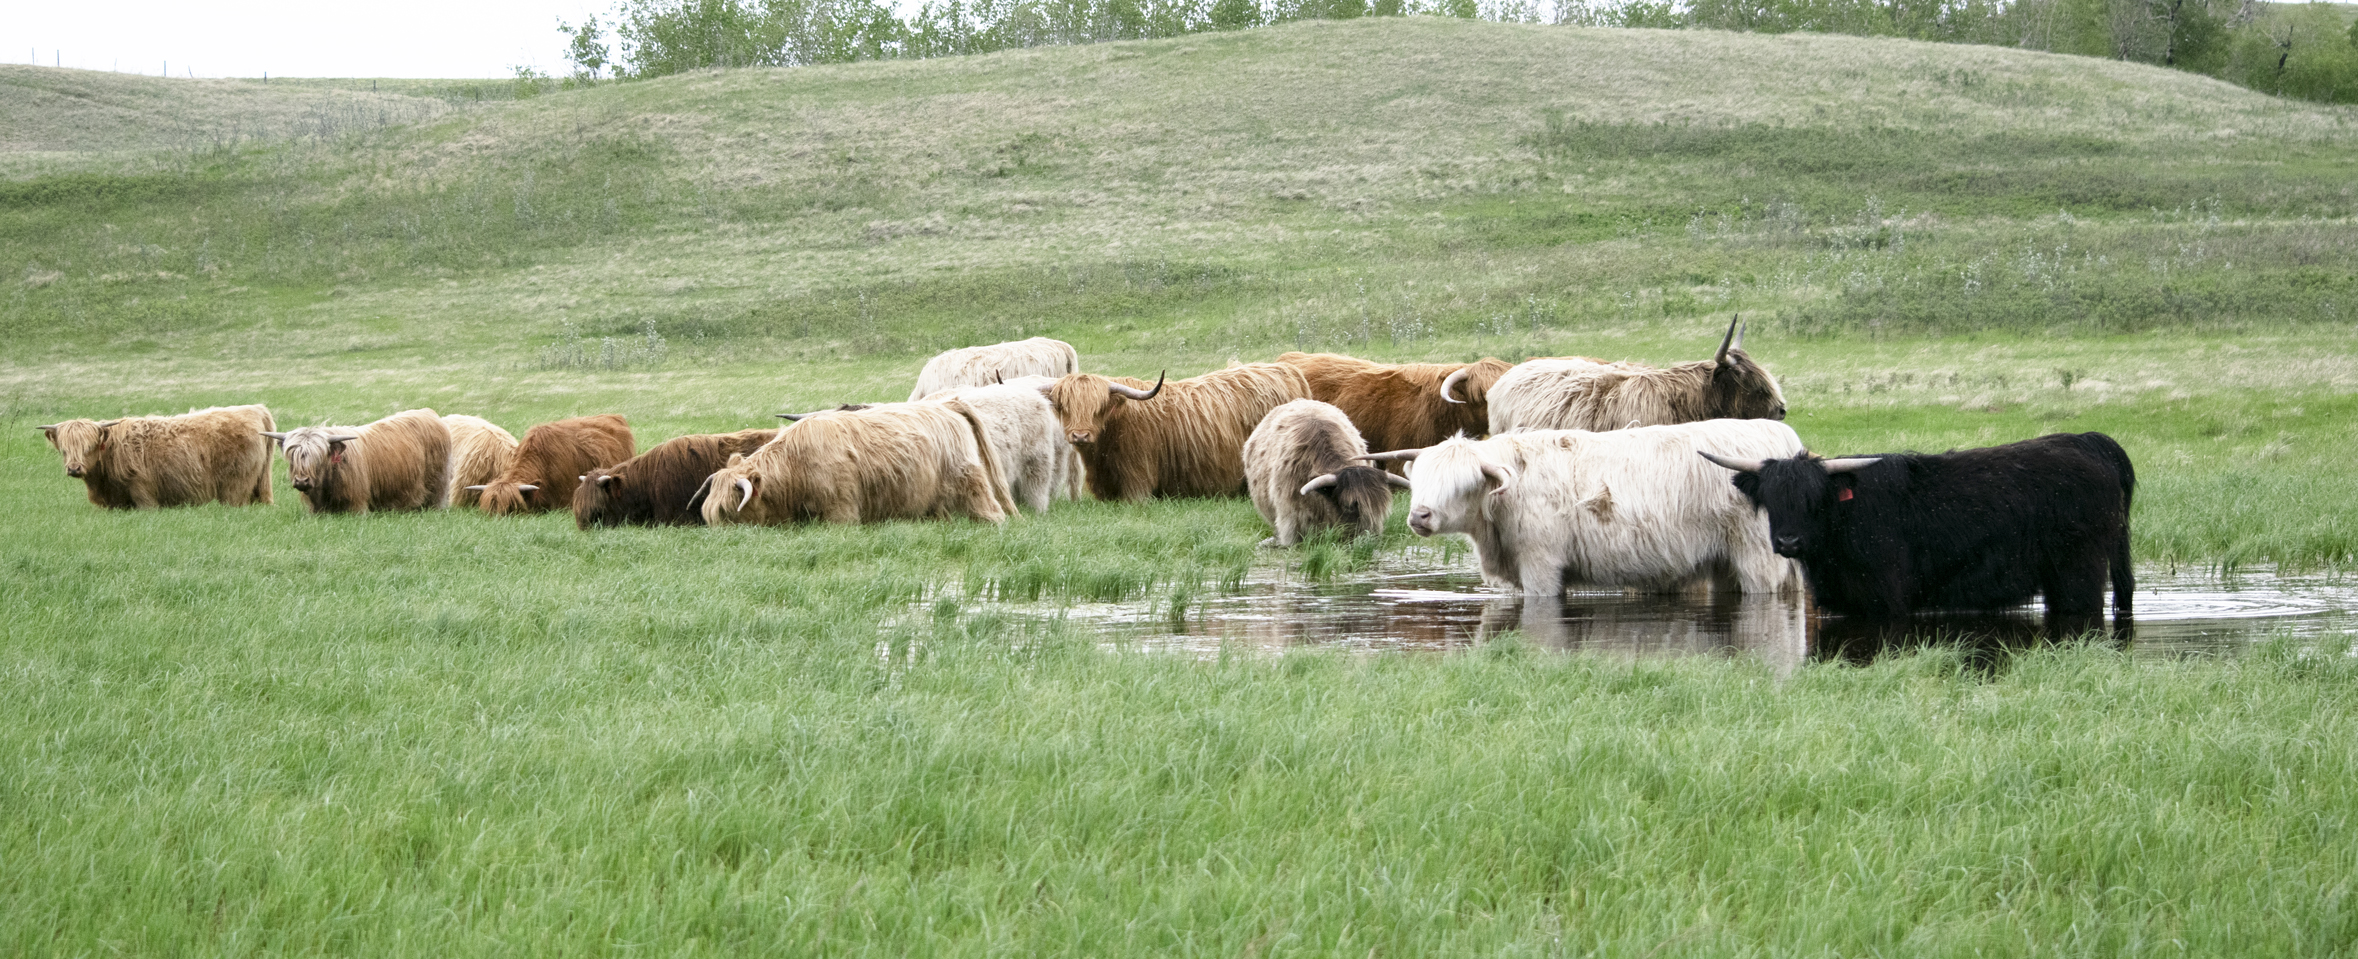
[1027,566,2354,665]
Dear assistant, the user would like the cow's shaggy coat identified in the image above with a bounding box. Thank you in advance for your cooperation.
[1040,362,1312,501]
[1002,375,1087,502]
[909,337,1079,401]
[1707,431,2136,620]
[1486,317,1786,433]
[575,428,777,528]
[270,408,451,515]
[919,382,1069,515]
[39,404,276,509]
[1391,419,1805,596]
[1243,399,1410,545]
[1277,352,1512,459]
[474,414,634,516]
[699,399,1016,526]
[440,414,517,510]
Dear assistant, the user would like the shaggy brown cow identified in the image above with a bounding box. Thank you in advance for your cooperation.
[1487,316,1786,433]
[575,427,777,528]
[1037,362,1311,502]
[39,404,276,509]
[470,414,635,516]
[441,414,518,509]
[698,399,1015,526]
[1277,352,1512,456]
[266,408,451,515]
[1243,399,1411,546]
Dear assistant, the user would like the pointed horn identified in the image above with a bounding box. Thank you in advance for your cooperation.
[1356,448,1423,463]
[260,431,289,442]
[1733,316,1746,352]
[733,477,754,510]
[94,419,122,428]
[1383,472,1414,489]
[325,433,361,444]
[464,485,488,491]
[1820,457,1881,474]
[994,371,1004,385]
[1299,474,1340,495]
[514,484,539,493]
[597,474,618,487]
[1108,371,1165,401]
[1440,367,1471,404]
[1715,313,1740,364]
[578,475,588,482]
[685,483,710,514]
[1697,450,1765,473]
[1480,462,1514,497]
[34,424,58,431]
[776,411,812,421]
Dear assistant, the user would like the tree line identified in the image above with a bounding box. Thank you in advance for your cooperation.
[557,0,2358,102]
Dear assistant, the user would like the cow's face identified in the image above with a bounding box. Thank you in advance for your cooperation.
[1708,349,1787,421]
[41,419,111,478]
[1043,374,1122,446]
[1733,456,1837,557]
[477,482,545,516]
[1309,465,1401,539]
[574,469,621,529]
[277,427,358,495]
[1404,440,1512,538]
[698,456,764,526]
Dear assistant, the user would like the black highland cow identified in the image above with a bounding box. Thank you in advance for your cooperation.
[1700,432,2135,621]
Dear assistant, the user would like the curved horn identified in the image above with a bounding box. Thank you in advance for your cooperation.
[577,475,588,482]
[1108,371,1165,401]
[1299,473,1340,495]
[685,483,710,514]
[1480,462,1514,497]
[994,371,1004,385]
[34,424,58,432]
[514,484,539,493]
[1820,457,1882,474]
[776,411,816,421]
[1733,317,1746,352]
[1440,367,1471,405]
[1714,313,1741,364]
[94,419,122,428]
[464,485,488,491]
[324,433,362,445]
[1383,472,1414,489]
[1356,448,1423,463]
[733,477,754,511]
[1697,450,1765,473]
[597,474,619,488]
[259,430,289,443]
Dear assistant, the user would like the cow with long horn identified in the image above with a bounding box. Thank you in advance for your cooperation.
[1702,432,2136,623]
[1243,399,1411,546]
[576,428,778,528]
[1275,353,1512,463]
[1383,419,1805,596]
[1036,363,1311,501]
[269,408,451,515]
[441,414,518,509]
[1485,315,1786,434]
[696,398,1017,526]
[39,404,276,509]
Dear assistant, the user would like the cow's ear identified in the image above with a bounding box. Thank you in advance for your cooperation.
[726,453,745,466]
[1730,471,1762,502]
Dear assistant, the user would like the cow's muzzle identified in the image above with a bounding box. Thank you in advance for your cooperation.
[1774,535,1802,556]
[292,479,314,492]
[1407,506,1436,537]
[64,467,84,478]
[1066,430,1095,445]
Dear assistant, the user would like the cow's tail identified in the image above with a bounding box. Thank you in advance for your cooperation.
[2080,431,2136,613]
[946,398,1020,520]
[255,406,277,505]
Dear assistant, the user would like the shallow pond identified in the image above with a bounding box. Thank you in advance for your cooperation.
[1033,566,2356,669]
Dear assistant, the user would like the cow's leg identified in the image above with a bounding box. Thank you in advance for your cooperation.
[962,469,1008,524]
[1519,550,1567,598]
[2042,551,2109,631]
[128,484,161,510]
[2110,529,2135,615]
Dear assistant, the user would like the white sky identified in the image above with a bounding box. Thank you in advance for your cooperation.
[5,0,613,79]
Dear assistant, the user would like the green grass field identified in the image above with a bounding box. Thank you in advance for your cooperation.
[5,17,2358,956]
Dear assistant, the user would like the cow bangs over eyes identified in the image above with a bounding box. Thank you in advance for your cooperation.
[47,420,102,460]
[1411,441,1502,513]
[1045,374,1116,431]
[278,429,339,479]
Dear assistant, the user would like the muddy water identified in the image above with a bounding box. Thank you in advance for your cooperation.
[1040,566,2355,668]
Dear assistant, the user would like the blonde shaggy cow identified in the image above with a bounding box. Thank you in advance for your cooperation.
[1038,362,1312,502]
[1486,316,1786,434]
[266,408,452,515]
[38,404,276,509]
[1373,419,1806,597]
[1243,399,1410,546]
[909,337,1079,401]
[698,399,1016,526]
[440,414,518,510]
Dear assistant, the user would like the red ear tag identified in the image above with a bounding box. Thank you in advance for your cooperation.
[1838,488,1854,502]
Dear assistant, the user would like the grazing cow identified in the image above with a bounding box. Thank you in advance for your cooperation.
[441,414,518,509]
[1037,362,1312,501]
[699,399,1016,526]
[265,408,451,515]
[1701,432,2136,621]
[1276,352,1513,460]
[1369,419,1805,596]
[1002,375,1087,502]
[38,404,276,509]
[1243,399,1411,546]
[575,428,778,528]
[909,337,1080,401]
[1486,316,1786,433]
[470,414,634,516]
[916,382,1071,515]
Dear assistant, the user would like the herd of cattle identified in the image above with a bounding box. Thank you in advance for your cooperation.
[35,318,2137,622]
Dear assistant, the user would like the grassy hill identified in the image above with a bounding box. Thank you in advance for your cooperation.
[7,21,2358,956]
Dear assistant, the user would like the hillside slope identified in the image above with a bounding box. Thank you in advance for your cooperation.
[2,18,2354,400]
